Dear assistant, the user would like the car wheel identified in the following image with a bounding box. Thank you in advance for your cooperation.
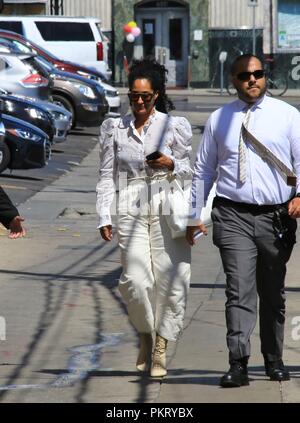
[0,142,10,173]
[52,94,76,128]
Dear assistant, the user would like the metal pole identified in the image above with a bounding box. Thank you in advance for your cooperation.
[252,5,256,55]
[220,61,224,95]
[187,55,191,89]
[111,0,115,83]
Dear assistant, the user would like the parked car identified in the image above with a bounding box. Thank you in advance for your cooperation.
[0,30,108,81]
[0,88,72,144]
[0,16,111,79]
[0,31,121,113]
[0,51,52,100]
[28,54,109,128]
[0,118,5,154]
[0,88,55,143]
[0,113,51,173]
[21,96,72,143]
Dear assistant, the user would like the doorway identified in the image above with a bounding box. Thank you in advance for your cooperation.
[135,1,189,87]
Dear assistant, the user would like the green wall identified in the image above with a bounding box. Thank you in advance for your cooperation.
[113,0,209,87]
[189,0,209,87]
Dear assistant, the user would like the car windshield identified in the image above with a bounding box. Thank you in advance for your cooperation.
[9,39,32,54]
[0,33,62,61]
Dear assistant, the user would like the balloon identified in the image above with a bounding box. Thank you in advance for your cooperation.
[123,24,132,34]
[128,21,137,28]
[131,27,141,37]
[126,33,135,43]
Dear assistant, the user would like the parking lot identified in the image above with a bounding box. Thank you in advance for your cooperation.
[0,126,99,206]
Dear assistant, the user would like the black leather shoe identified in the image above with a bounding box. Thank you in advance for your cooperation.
[220,363,249,388]
[265,359,290,381]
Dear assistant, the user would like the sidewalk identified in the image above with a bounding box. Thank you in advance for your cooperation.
[0,140,300,403]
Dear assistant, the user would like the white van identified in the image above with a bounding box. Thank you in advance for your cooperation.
[0,16,111,79]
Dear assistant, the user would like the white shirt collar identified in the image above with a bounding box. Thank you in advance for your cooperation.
[129,108,158,140]
[236,94,267,111]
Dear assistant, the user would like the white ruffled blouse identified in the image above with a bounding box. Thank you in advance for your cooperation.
[96,109,193,227]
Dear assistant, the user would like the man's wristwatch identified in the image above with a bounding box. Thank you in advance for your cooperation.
[295,193,300,198]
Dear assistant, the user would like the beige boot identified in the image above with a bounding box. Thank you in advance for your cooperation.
[136,333,153,372]
[151,334,168,377]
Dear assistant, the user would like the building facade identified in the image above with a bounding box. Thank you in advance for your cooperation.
[112,0,209,87]
[2,1,300,88]
[269,0,300,87]
[45,0,112,31]
[0,0,46,14]
[111,0,300,88]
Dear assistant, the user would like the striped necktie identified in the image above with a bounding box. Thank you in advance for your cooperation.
[238,106,252,183]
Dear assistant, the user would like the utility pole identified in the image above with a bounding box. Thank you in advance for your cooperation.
[248,0,258,55]
[111,0,115,83]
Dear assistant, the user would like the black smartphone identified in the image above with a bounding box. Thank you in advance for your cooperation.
[146,151,161,161]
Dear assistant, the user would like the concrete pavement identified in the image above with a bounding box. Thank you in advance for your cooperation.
[0,96,300,404]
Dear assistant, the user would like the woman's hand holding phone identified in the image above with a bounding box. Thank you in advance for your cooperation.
[146,151,174,171]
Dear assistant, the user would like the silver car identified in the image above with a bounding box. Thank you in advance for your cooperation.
[14,95,73,143]
[0,51,52,100]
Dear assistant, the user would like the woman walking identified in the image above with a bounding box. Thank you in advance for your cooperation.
[96,59,192,377]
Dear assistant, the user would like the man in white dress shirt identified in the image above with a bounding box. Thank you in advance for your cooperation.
[187,54,300,387]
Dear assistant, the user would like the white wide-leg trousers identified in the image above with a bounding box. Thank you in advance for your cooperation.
[118,212,191,342]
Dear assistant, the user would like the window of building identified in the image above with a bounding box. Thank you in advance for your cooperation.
[278,0,300,50]
[142,19,156,59]
[169,19,182,60]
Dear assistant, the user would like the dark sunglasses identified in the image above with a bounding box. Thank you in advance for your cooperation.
[128,92,156,102]
[236,70,265,82]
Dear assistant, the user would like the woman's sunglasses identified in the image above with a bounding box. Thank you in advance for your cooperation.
[127,92,156,102]
[236,70,265,82]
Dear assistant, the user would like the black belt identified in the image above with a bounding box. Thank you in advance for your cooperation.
[213,196,290,214]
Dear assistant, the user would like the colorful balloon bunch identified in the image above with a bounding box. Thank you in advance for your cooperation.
[123,21,141,43]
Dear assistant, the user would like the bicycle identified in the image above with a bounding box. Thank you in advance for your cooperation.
[264,56,288,96]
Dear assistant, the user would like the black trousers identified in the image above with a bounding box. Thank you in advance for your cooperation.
[211,197,297,363]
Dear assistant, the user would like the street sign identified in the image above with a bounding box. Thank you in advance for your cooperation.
[248,0,258,6]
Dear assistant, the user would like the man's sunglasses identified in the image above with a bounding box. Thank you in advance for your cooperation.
[127,92,156,102]
[236,70,265,82]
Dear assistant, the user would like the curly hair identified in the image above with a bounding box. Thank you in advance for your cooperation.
[128,59,175,114]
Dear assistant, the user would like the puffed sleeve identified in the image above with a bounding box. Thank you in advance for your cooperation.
[168,116,193,178]
[96,118,118,228]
